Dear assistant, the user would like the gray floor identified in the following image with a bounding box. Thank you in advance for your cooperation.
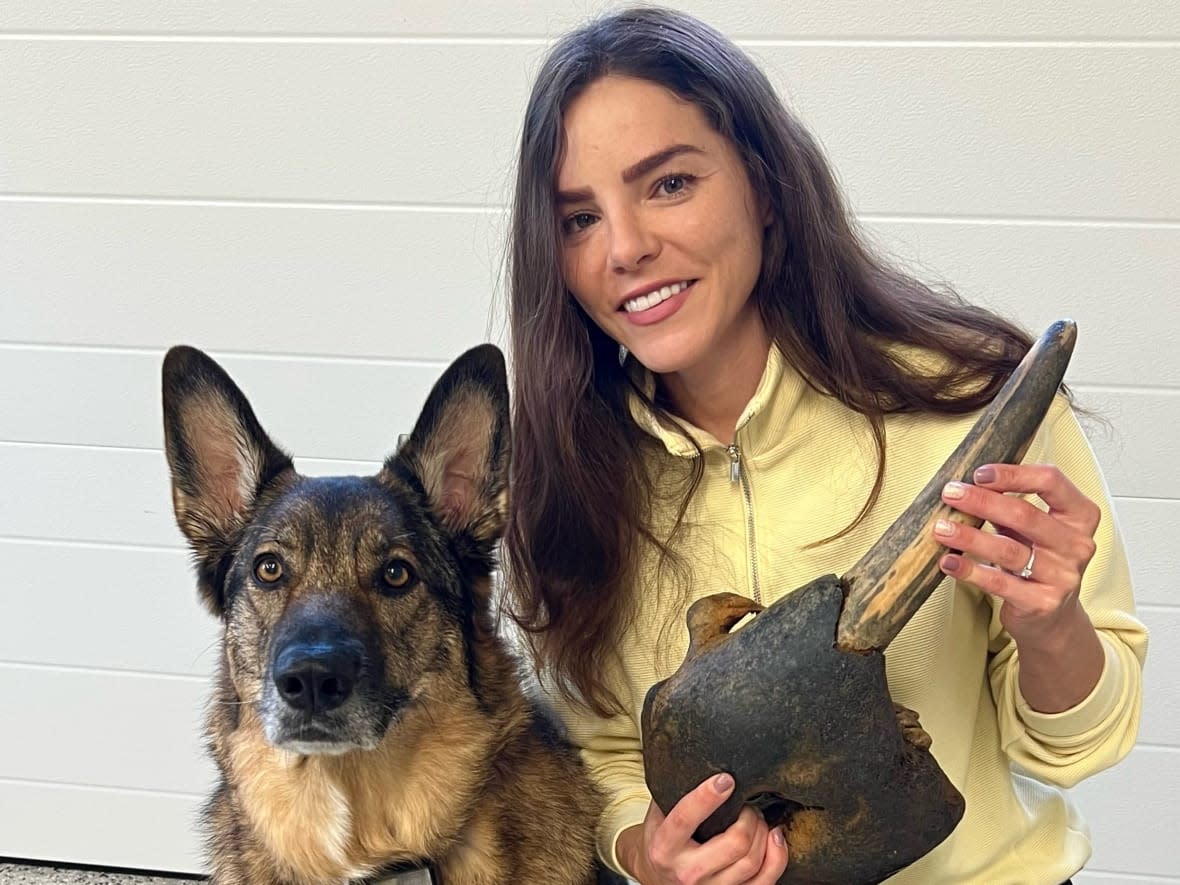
[0,864,201,884]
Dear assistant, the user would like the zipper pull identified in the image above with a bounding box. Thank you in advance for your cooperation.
[726,444,742,483]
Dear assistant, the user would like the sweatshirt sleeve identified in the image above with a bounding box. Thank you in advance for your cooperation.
[543,668,652,876]
[987,396,1148,788]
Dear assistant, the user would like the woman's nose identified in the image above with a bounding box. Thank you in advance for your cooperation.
[607,209,660,271]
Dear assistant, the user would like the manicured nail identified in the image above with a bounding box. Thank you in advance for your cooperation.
[974,466,996,484]
[941,554,962,574]
[934,518,954,537]
[942,481,967,500]
[714,773,734,793]
[773,828,786,847]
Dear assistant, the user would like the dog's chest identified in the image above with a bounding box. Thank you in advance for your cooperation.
[233,750,364,880]
[225,710,508,884]
[227,738,461,882]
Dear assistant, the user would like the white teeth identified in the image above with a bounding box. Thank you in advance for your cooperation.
[623,281,692,313]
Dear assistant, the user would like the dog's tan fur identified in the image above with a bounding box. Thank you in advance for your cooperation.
[163,345,614,885]
[210,686,594,883]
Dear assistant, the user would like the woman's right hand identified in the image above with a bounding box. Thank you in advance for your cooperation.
[617,773,788,884]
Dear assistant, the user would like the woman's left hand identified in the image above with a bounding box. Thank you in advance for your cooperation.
[933,462,1099,649]
[931,462,1108,712]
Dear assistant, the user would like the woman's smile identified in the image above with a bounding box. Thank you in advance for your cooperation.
[620,280,697,325]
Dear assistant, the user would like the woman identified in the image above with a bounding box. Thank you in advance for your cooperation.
[503,8,1146,884]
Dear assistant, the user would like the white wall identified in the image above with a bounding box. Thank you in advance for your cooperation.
[1,2,1176,881]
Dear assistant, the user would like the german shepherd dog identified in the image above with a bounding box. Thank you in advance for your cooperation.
[162,345,617,885]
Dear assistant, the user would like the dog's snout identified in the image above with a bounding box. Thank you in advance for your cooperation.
[273,641,362,715]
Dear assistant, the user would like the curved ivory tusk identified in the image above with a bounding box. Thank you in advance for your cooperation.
[836,320,1077,653]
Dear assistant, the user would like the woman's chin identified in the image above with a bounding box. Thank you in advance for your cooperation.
[625,349,692,376]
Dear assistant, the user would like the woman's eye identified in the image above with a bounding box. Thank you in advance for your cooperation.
[254,554,284,585]
[562,212,597,234]
[658,174,692,196]
[382,559,416,592]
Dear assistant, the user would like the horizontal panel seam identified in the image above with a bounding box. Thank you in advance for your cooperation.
[0,660,210,682]
[0,340,458,368]
[1,195,1179,228]
[0,774,205,800]
[1,33,1179,48]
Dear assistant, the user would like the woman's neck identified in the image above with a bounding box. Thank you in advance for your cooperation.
[659,327,771,446]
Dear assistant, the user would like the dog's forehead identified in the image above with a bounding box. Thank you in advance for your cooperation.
[261,474,417,539]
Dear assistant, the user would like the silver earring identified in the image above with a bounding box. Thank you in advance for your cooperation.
[618,344,629,366]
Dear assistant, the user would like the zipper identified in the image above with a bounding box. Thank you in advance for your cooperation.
[725,443,761,605]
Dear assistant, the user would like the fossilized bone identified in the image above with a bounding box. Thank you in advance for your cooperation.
[642,320,1077,885]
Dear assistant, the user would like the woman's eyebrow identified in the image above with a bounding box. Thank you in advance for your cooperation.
[622,144,704,183]
[556,143,705,205]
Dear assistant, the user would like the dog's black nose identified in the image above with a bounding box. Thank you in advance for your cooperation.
[273,642,361,714]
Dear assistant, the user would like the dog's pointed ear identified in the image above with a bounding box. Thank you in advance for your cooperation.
[162,346,293,613]
[387,344,509,544]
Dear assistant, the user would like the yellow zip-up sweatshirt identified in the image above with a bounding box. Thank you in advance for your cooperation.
[554,345,1147,884]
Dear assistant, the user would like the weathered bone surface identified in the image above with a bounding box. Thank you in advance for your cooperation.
[642,321,1077,885]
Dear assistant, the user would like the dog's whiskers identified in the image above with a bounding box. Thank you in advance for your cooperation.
[406,688,443,731]
[190,637,222,669]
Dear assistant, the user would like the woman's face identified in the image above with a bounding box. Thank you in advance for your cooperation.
[557,75,768,382]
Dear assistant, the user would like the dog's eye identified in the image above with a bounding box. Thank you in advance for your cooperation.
[254,554,284,585]
[382,559,415,592]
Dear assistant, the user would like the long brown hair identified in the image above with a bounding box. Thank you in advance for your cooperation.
[504,6,1036,715]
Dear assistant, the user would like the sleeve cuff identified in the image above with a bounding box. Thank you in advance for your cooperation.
[1015,634,1124,741]
[600,795,651,877]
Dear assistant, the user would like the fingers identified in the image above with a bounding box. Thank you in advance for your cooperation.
[750,825,789,885]
[937,552,1056,612]
[646,773,742,881]
[975,464,1100,565]
[701,808,787,885]
[975,463,1100,526]
[933,520,1078,598]
[644,776,789,884]
[940,476,1062,551]
[937,465,1097,580]
[931,463,1104,650]
[935,516,1029,572]
[698,807,767,885]
[651,773,736,854]
[952,463,1101,538]
[934,509,1085,612]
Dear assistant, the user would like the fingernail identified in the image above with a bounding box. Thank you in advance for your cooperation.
[714,773,734,793]
[941,554,962,574]
[974,466,996,484]
[934,518,954,537]
[773,828,786,847]
[942,481,966,500]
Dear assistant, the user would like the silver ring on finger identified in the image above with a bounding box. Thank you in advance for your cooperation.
[1016,546,1036,580]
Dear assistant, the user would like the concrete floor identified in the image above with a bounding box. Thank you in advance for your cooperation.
[0,863,201,884]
